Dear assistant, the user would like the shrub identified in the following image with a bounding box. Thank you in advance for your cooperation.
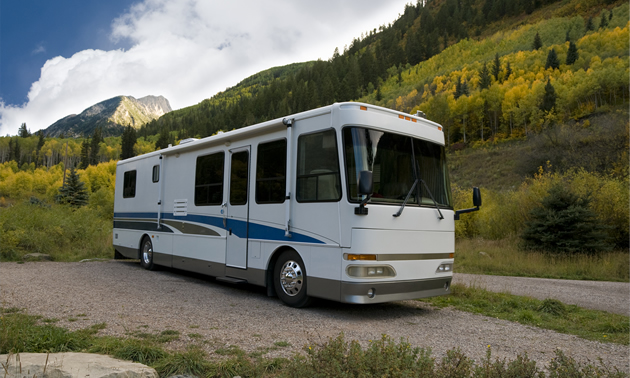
[521,184,612,254]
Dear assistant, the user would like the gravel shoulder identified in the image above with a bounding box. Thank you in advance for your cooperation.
[1,261,628,373]
[453,273,629,316]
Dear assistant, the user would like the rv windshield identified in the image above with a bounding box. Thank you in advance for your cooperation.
[343,127,452,208]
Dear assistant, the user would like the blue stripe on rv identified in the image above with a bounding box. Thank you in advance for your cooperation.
[113,212,325,244]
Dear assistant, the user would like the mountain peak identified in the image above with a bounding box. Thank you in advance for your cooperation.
[44,95,172,137]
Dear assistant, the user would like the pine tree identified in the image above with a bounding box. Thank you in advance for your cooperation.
[18,123,31,138]
[565,30,571,42]
[540,79,556,113]
[521,185,611,254]
[479,63,491,90]
[89,128,102,166]
[532,32,542,50]
[121,126,137,160]
[545,48,560,70]
[36,131,45,166]
[599,12,608,29]
[492,53,501,81]
[585,17,594,31]
[80,139,90,169]
[12,138,21,165]
[56,167,89,208]
[566,41,579,65]
[505,61,512,80]
[155,127,172,150]
[454,77,463,100]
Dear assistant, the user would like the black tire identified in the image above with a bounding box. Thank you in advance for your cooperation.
[273,250,312,308]
[139,237,155,270]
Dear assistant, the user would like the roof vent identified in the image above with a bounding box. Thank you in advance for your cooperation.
[179,138,198,145]
[416,111,426,118]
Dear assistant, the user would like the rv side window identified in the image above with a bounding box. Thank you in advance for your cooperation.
[256,139,286,204]
[195,152,224,206]
[123,170,137,198]
[152,165,160,183]
[296,129,341,202]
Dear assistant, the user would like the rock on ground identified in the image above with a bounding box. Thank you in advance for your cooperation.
[0,353,158,378]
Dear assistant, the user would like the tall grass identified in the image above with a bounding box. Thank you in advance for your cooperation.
[455,237,629,282]
[0,200,113,261]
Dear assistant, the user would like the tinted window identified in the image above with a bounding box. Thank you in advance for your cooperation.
[123,170,136,198]
[256,139,286,204]
[296,129,341,202]
[230,151,249,206]
[152,165,160,183]
[195,152,224,206]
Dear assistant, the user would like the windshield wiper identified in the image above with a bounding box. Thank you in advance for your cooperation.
[419,179,444,220]
[392,179,444,220]
[393,179,418,217]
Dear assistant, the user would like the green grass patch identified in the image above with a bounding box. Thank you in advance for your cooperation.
[455,237,629,282]
[420,284,629,345]
[0,201,113,261]
[1,308,627,377]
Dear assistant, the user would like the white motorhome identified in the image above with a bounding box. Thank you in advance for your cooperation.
[113,102,480,307]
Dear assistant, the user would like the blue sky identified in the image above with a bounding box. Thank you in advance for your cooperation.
[0,0,411,135]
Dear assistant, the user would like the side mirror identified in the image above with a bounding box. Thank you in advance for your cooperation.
[357,170,373,196]
[473,187,481,207]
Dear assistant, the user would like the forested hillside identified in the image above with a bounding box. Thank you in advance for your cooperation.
[139,0,628,145]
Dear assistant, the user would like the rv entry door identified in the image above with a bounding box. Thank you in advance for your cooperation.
[226,147,250,268]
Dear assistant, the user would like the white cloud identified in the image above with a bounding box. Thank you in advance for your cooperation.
[31,44,46,55]
[0,0,410,135]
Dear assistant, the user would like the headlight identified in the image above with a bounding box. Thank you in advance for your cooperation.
[436,263,453,273]
[347,265,396,278]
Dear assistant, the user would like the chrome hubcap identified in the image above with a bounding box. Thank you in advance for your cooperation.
[279,260,303,296]
[142,242,152,265]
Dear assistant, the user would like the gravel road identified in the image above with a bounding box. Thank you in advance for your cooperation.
[1,261,628,373]
[453,273,630,316]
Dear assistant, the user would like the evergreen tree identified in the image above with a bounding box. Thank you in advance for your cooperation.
[12,138,21,165]
[608,10,613,21]
[521,185,611,254]
[599,12,608,29]
[89,128,102,166]
[540,79,556,113]
[585,17,594,31]
[155,127,172,150]
[375,86,382,102]
[545,48,560,70]
[492,53,501,81]
[478,63,491,90]
[121,126,137,160]
[80,139,90,169]
[565,30,571,42]
[56,167,89,208]
[505,61,512,80]
[36,131,45,166]
[454,77,463,100]
[532,32,542,50]
[461,80,469,96]
[565,41,579,65]
[18,123,31,138]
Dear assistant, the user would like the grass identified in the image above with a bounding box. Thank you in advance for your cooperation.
[0,201,113,262]
[2,307,628,377]
[455,237,630,282]
[420,284,629,345]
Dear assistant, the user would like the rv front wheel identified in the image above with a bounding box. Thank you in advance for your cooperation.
[139,237,155,270]
[274,250,312,308]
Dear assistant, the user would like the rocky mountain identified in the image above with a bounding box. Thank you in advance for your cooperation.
[44,95,172,137]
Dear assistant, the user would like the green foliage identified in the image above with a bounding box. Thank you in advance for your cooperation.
[0,201,113,261]
[532,32,543,50]
[540,79,557,112]
[422,284,630,345]
[544,48,560,69]
[566,41,579,64]
[479,62,492,90]
[521,184,612,254]
[120,126,137,160]
[56,167,89,207]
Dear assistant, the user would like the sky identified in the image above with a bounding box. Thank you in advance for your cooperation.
[0,0,412,136]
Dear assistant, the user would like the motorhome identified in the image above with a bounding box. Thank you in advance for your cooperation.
[113,102,480,307]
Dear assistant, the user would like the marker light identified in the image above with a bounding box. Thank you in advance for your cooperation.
[360,106,367,111]
[344,254,377,261]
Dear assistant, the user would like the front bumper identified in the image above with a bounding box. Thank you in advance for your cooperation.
[340,276,452,304]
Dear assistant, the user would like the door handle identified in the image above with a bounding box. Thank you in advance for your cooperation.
[221,202,227,227]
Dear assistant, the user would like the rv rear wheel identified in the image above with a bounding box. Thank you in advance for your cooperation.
[273,250,312,308]
[139,237,155,270]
